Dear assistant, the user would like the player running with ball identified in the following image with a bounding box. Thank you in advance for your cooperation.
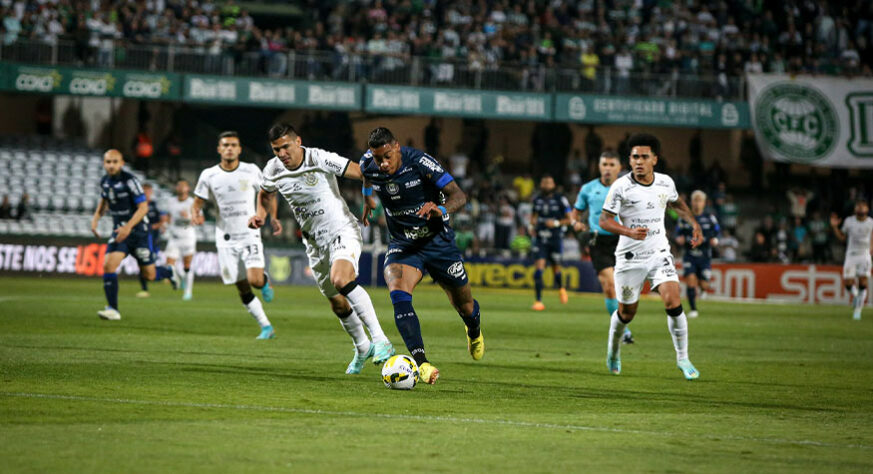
[599,134,703,380]
[249,123,395,374]
[361,127,484,385]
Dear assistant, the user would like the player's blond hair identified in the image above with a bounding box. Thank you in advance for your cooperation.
[691,190,707,201]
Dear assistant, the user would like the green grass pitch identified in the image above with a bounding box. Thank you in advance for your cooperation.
[1,276,871,473]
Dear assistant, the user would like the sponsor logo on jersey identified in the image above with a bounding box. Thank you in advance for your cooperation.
[419,156,443,174]
[405,179,421,188]
[754,82,838,162]
[448,261,467,279]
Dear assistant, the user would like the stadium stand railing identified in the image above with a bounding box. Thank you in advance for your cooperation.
[0,39,744,99]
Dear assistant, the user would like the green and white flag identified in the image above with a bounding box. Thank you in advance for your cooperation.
[748,73,873,168]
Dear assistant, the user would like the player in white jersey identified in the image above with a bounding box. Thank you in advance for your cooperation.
[831,199,873,320]
[191,131,277,339]
[248,123,395,374]
[163,178,197,301]
[599,133,703,380]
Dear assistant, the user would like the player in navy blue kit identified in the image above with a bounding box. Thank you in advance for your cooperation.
[572,151,634,343]
[90,149,180,321]
[136,183,166,298]
[675,190,720,318]
[529,175,573,311]
[360,127,484,385]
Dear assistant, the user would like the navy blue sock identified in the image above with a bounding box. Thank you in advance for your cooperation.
[390,290,427,365]
[103,272,119,310]
[459,299,481,338]
[687,286,697,311]
[554,270,563,289]
[534,269,544,301]
[154,265,173,281]
[139,274,148,291]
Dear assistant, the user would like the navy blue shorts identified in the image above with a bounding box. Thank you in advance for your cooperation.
[683,255,712,281]
[385,233,468,287]
[532,236,563,264]
[107,230,157,266]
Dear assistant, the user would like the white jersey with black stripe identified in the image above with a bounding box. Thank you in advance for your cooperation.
[261,146,359,249]
[193,162,263,247]
[602,172,679,259]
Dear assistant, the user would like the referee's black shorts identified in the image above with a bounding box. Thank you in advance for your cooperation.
[590,233,619,273]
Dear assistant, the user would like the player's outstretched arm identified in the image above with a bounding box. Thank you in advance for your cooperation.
[249,188,273,231]
[190,197,207,226]
[343,161,363,181]
[90,198,107,238]
[830,213,846,242]
[669,198,703,247]
[600,209,647,240]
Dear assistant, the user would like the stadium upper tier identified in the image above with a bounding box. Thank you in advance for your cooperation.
[1,0,870,98]
[0,139,216,242]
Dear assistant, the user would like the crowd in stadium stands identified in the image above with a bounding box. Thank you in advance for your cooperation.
[2,0,872,92]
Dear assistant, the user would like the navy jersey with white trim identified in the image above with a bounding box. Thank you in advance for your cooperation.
[360,146,454,245]
[99,170,149,232]
[677,213,720,258]
[532,192,571,239]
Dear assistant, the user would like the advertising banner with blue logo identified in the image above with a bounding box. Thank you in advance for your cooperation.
[747,73,873,168]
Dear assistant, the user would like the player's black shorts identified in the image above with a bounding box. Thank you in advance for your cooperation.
[590,233,619,273]
[532,236,563,265]
[106,229,157,266]
[385,232,468,287]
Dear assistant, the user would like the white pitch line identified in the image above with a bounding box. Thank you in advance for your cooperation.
[2,392,870,451]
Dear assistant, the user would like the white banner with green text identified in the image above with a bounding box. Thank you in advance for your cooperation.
[747,73,873,168]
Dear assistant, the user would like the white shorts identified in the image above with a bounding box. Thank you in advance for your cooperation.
[613,251,680,304]
[843,253,872,279]
[165,237,196,260]
[217,241,265,285]
[305,228,362,298]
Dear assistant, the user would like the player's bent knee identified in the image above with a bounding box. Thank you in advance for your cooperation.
[333,277,356,293]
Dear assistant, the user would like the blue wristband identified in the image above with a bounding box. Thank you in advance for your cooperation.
[362,186,373,196]
[438,205,447,215]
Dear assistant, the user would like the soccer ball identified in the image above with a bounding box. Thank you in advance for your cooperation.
[381,355,419,390]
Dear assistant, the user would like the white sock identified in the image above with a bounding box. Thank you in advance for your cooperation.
[185,268,194,294]
[857,289,867,310]
[338,311,371,354]
[668,313,689,362]
[607,311,626,358]
[245,297,271,328]
[344,285,388,343]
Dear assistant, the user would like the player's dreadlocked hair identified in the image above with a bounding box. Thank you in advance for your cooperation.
[627,133,661,157]
[267,123,298,142]
[367,127,397,149]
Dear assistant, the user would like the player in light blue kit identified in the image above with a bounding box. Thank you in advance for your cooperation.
[572,151,633,343]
